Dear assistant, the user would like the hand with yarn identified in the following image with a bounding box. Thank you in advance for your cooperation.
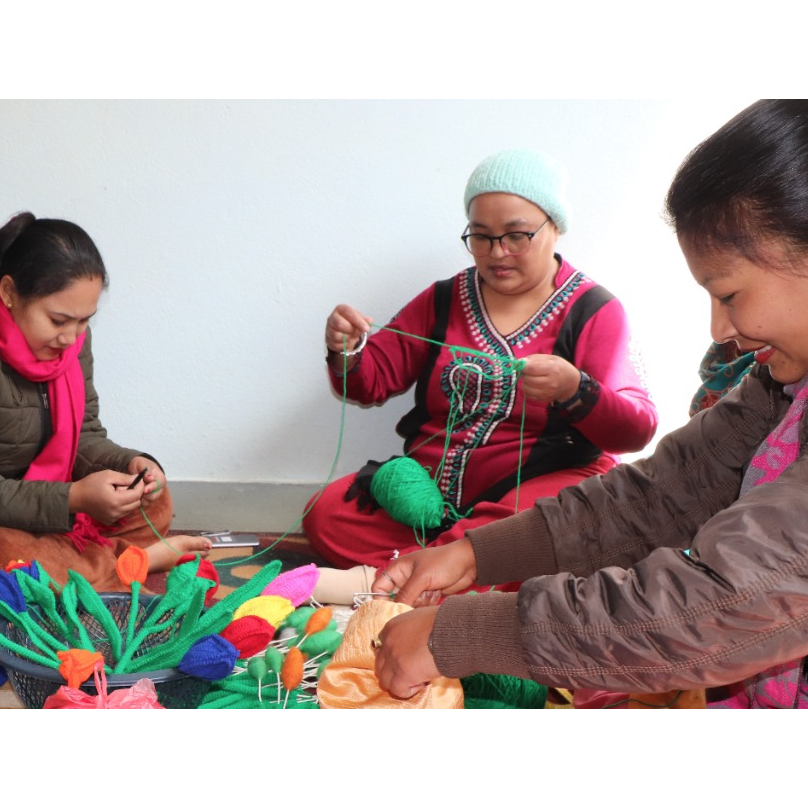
[371,538,478,607]
[128,457,167,503]
[68,469,146,525]
[324,304,373,354]
[519,353,581,403]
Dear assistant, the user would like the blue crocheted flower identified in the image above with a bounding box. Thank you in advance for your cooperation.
[0,570,26,614]
[177,634,238,681]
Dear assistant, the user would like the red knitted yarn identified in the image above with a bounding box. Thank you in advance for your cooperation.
[220,615,276,659]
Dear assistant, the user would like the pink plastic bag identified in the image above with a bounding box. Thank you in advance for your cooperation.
[43,662,165,709]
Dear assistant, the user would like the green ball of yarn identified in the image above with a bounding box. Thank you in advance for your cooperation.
[461,673,548,709]
[370,456,446,529]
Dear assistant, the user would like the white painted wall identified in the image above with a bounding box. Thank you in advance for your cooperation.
[0,99,754,527]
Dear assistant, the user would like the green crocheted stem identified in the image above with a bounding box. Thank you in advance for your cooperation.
[0,628,62,671]
[111,621,181,674]
[124,581,141,658]
[177,586,206,641]
[112,577,212,673]
[0,602,65,660]
[59,581,96,652]
[125,629,200,673]
[67,572,123,662]
[198,691,247,708]
[18,615,68,656]
[199,680,318,710]
[12,572,70,639]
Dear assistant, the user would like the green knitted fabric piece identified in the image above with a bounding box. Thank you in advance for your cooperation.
[199,670,320,710]
[461,673,547,709]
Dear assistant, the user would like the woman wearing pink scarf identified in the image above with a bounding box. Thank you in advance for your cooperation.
[0,212,210,590]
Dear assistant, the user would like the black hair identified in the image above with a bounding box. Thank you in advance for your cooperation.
[665,100,808,264]
[0,212,108,300]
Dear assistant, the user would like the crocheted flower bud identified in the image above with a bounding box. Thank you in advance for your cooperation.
[177,634,238,681]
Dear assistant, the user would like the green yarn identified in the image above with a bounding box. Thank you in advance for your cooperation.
[370,456,447,529]
[461,672,547,709]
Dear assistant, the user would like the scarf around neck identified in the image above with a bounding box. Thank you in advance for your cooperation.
[740,373,808,495]
[0,303,111,551]
[0,302,86,481]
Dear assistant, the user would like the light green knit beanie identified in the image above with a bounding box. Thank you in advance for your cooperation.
[463,149,570,235]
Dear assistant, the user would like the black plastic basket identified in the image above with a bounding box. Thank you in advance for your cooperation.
[0,592,212,709]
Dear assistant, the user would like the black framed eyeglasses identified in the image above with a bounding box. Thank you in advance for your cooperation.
[461,218,551,256]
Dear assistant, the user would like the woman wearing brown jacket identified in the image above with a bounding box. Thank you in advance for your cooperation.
[0,212,210,590]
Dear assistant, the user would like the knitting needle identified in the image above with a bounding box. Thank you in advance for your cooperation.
[126,468,148,489]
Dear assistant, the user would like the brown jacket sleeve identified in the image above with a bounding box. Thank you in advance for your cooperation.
[430,370,808,691]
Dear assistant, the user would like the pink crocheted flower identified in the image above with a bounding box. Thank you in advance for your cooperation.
[261,564,319,606]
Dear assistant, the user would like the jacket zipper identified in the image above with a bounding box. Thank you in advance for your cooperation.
[35,382,52,456]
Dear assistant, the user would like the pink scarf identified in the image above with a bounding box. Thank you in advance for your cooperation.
[0,304,111,551]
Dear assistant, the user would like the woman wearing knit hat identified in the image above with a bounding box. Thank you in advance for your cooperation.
[305,148,658,604]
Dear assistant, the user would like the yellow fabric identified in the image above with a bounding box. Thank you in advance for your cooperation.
[317,599,464,709]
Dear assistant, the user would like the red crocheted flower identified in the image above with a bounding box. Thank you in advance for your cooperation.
[220,615,276,659]
[178,554,220,606]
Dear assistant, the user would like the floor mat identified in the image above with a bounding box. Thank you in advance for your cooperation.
[145,532,329,600]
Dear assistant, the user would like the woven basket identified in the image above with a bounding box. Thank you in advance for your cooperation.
[0,592,211,709]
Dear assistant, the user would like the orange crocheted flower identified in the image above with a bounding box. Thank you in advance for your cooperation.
[57,649,105,689]
[116,546,149,587]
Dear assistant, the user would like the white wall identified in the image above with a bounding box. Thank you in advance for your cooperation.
[0,99,754,528]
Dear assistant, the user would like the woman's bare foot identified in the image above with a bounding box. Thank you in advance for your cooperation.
[145,534,212,573]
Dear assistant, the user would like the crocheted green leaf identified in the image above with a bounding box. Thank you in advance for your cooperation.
[59,580,96,652]
[67,571,123,662]
[11,572,68,638]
